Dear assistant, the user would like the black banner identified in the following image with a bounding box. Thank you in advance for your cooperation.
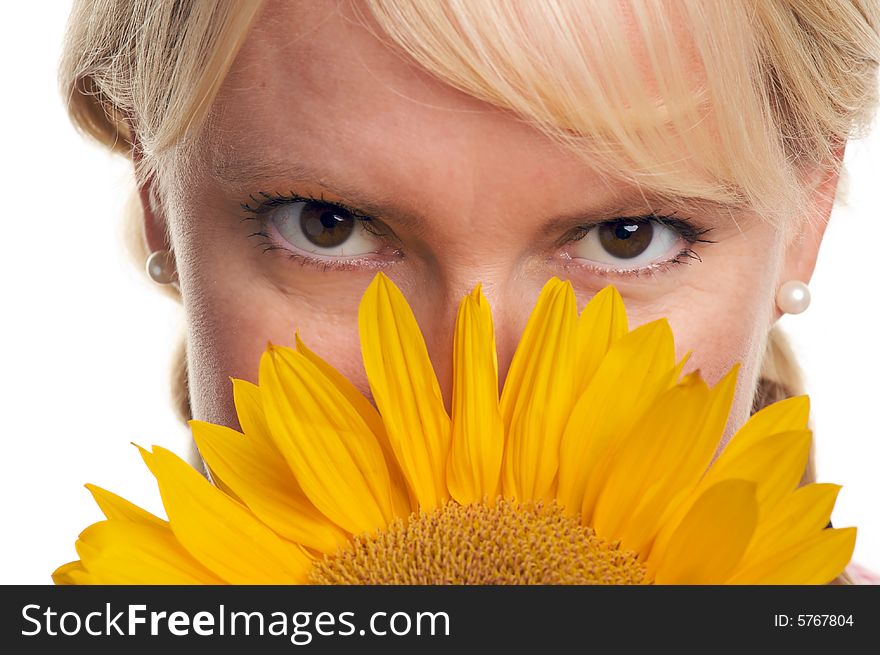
[2,585,877,652]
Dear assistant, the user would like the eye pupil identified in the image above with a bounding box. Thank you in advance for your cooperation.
[320,212,341,229]
[599,220,653,259]
[300,203,355,248]
[614,224,637,239]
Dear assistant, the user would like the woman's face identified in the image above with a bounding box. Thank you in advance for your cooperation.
[147,1,835,448]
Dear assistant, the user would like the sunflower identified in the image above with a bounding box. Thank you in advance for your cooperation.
[53,273,855,585]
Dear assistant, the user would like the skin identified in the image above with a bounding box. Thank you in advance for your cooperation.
[139,1,841,454]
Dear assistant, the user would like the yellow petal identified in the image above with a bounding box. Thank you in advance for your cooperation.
[219,378,274,504]
[52,561,89,585]
[720,395,810,462]
[740,483,841,563]
[295,334,411,518]
[591,373,710,548]
[73,519,225,584]
[725,527,856,585]
[236,374,408,521]
[556,319,677,519]
[650,480,758,584]
[500,278,578,501]
[232,378,271,444]
[86,483,166,527]
[295,335,383,439]
[700,429,812,509]
[141,446,311,584]
[692,365,740,464]
[191,420,349,553]
[613,368,738,555]
[359,272,451,510]
[574,285,628,396]
[204,465,244,504]
[259,345,399,534]
[648,429,812,562]
[447,284,504,505]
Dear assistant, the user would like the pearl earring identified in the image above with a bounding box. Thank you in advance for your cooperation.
[145,249,177,285]
[776,280,810,315]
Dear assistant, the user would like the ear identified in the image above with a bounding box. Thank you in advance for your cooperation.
[138,179,169,254]
[132,140,171,254]
[132,137,180,291]
[774,143,847,320]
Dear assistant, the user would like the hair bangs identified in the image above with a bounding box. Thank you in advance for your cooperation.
[362,0,814,225]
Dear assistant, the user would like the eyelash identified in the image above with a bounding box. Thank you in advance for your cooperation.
[240,190,393,272]
[563,214,715,279]
[239,190,715,276]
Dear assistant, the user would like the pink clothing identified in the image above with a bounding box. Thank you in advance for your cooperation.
[847,562,880,584]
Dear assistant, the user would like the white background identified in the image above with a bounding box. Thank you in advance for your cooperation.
[1,4,877,584]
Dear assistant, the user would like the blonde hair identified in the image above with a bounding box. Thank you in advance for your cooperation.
[61,1,879,582]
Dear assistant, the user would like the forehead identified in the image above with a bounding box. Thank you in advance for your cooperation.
[202,0,712,224]
[211,1,567,176]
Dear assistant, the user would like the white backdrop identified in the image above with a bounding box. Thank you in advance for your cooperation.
[1,4,877,584]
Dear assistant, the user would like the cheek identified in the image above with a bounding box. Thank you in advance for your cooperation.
[181,266,371,430]
[677,306,767,446]
[172,195,786,449]
[619,222,787,444]
[640,275,778,447]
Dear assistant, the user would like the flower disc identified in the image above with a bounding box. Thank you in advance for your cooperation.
[310,498,648,585]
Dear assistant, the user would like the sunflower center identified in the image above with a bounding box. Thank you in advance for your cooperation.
[309,498,649,585]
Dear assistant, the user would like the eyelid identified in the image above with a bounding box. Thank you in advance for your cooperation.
[242,190,400,272]
[240,191,714,277]
[240,190,378,222]
[242,193,715,245]
[568,214,714,245]
[559,213,714,279]
[241,189,397,244]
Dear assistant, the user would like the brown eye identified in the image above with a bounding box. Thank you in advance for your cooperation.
[270,200,382,257]
[299,202,355,248]
[571,217,680,270]
[597,220,654,259]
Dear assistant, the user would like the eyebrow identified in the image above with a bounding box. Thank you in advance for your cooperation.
[210,155,737,233]
[211,157,436,230]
